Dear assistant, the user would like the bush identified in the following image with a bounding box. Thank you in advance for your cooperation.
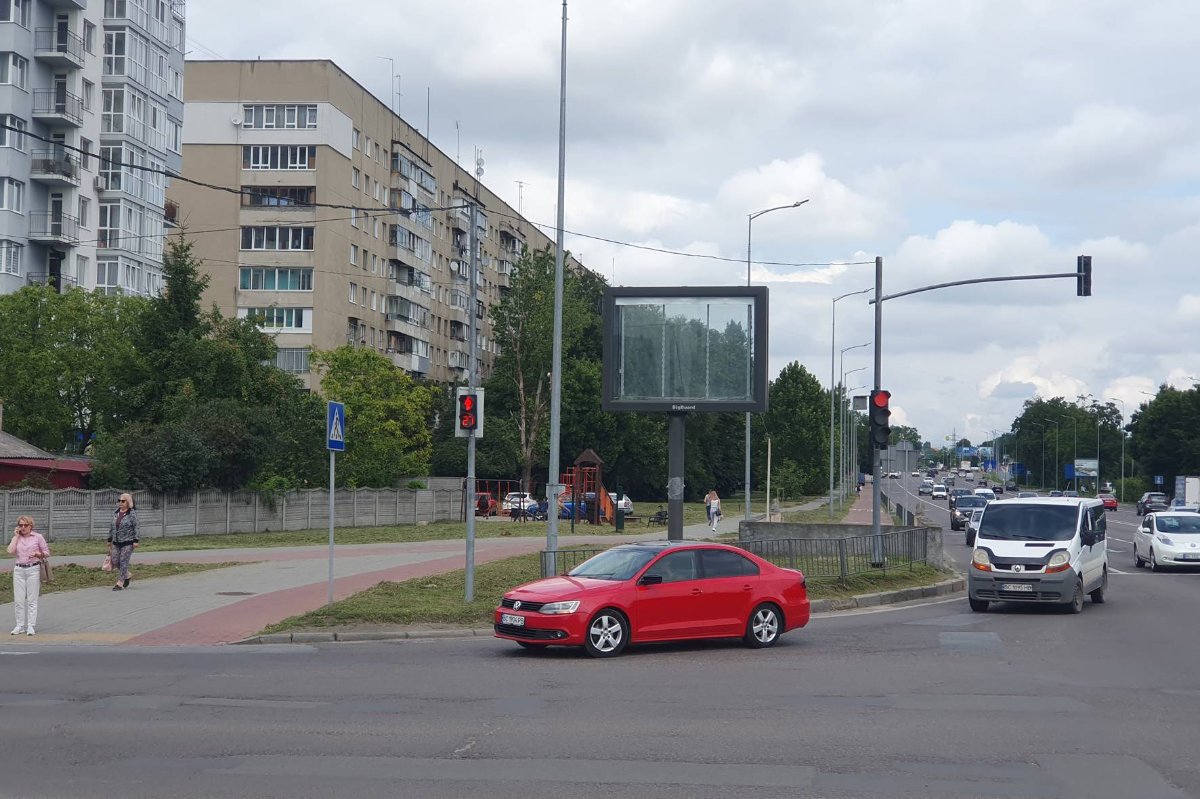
[406,479,426,489]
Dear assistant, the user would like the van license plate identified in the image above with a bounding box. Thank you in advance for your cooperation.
[501,614,525,626]
[1000,583,1034,592]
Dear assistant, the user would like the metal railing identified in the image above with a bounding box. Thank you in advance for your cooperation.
[32,89,83,125]
[34,28,85,63]
[31,149,81,180]
[540,527,932,582]
[28,212,80,243]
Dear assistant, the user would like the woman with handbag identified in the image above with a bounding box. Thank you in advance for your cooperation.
[107,493,139,591]
[6,515,49,636]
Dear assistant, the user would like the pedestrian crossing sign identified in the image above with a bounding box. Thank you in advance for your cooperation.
[327,401,346,451]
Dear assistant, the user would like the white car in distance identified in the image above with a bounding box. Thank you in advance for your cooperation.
[1134,512,1200,570]
[931,484,948,500]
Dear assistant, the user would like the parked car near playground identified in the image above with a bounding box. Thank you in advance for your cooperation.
[475,493,498,516]
[608,492,634,514]
[502,492,535,511]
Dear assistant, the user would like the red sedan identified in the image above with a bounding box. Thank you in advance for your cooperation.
[1099,493,1118,511]
[494,541,810,657]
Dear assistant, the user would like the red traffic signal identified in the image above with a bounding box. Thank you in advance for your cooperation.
[869,389,892,449]
[871,390,891,408]
[458,393,478,431]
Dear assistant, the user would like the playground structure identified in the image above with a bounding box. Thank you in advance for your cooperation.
[558,449,628,526]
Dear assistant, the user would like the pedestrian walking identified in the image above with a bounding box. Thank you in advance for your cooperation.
[708,490,722,531]
[7,515,49,635]
[704,489,716,525]
[107,493,139,591]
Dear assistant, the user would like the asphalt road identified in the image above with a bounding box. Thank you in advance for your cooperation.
[3,480,1198,799]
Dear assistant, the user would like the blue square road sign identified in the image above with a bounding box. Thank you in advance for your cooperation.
[327,402,346,452]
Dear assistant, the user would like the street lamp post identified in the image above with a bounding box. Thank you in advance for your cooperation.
[828,292,870,519]
[1048,419,1061,490]
[1108,397,1125,502]
[841,367,867,501]
[1055,415,1078,489]
[1027,422,1045,490]
[833,345,868,513]
[748,200,808,521]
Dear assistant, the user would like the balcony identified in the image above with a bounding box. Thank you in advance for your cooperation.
[42,0,86,8]
[30,149,81,187]
[32,89,83,127]
[26,272,79,293]
[28,212,80,245]
[34,29,86,69]
[164,198,179,228]
[389,350,430,376]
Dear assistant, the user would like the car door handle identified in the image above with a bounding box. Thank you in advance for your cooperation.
[690,588,703,595]
[743,585,753,591]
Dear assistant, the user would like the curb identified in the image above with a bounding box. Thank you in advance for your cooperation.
[232,577,967,645]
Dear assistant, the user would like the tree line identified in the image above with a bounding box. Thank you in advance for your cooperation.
[0,237,911,501]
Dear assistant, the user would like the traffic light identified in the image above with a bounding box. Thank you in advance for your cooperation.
[869,389,892,449]
[1077,254,1092,297]
[454,387,485,438]
[458,393,478,432]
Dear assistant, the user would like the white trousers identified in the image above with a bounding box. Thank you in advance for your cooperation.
[12,564,41,631]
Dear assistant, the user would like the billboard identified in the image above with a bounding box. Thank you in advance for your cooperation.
[956,446,978,458]
[1074,458,1099,478]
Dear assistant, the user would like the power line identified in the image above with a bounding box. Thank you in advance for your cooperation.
[2,122,874,270]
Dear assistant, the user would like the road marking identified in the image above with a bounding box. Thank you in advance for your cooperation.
[0,652,36,656]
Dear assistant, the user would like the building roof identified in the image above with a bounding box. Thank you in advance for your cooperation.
[0,430,52,459]
[0,458,92,474]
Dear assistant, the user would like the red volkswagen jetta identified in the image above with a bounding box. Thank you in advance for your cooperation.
[494,541,810,657]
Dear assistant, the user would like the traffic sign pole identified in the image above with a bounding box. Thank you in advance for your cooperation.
[326,401,346,606]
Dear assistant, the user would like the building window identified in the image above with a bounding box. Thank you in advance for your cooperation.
[241,104,317,130]
[352,128,360,150]
[0,53,28,90]
[239,226,315,251]
[241,186,315,208]
[84,20,96,53]
[275,347,310,373]
[349,244,358,265]
[241,307,310,331]
[82,80,95,112]
[0,115,25,150]
[351,167,360,189]
[0,239,21,275]
[238,266,314,291]
[242,145,316,170]
[96,257,120,294]
[78,197,90,228]
[0,0,30,26]
[0,178,23,213]
[371,253,378,274]
[370,290,377,311]
[348,282,357,304]
[350,207,359,228]
[76,254,89,281]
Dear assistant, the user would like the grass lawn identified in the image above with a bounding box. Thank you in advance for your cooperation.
[261,549,957,634]
[44,501,730,557]
[0,561,237,604]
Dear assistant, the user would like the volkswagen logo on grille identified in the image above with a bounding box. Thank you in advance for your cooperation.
[1013,564,1024,573]
[513,601,522,610]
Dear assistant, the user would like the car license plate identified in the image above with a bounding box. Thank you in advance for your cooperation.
[501,613,525,626]
[1000,583,1034,592]
[1177,552,1200,561]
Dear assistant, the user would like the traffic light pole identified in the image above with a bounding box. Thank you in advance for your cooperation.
[465,199,479,602]
[871,257,884,565]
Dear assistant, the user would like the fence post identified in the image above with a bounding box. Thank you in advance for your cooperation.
[352,488,358,527]
[837,537,848,586]
[374,490,379,527]
[396,489,400,525]
[47,490,54,540]
[194,492,200,535]
[253,493,259,533]
[226,492,232,534]
[788,538,796,570]
[281,493,288,531]
[87,490,94,539]
[306,489,312,531]
[161,494,167,538]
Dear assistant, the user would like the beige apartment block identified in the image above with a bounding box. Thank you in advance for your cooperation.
[172,59,573,387]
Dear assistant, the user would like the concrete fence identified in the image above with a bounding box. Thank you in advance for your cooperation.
[1,485,469,541]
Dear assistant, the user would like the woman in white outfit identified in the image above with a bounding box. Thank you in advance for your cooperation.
[708,490,722,531]
[7,515,50,636]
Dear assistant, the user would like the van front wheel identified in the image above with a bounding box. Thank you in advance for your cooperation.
[968,597,989,613]
[1089,569,1107,604]
[1066,580,1084,614]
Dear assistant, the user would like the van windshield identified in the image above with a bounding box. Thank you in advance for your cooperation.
[977,504,1079,542]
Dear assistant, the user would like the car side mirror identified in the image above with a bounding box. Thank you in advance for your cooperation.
[1080,529,1096,547]
[638,574,663,586]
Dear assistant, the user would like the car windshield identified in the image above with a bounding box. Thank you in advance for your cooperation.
[568,547,658,580]
[957,497,986,509]
[1155,516,1200,533]
[977,504,1079,542]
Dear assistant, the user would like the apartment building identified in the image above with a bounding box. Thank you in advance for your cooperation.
[0,0,185,297]
[173,59,574,387]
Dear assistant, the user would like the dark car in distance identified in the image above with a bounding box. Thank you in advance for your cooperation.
[1137,492,1169,516]
[951,495,988,531]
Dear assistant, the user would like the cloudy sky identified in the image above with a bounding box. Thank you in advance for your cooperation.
[188,0,1200,446]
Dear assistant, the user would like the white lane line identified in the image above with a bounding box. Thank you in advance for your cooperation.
[1110,537,1132,544]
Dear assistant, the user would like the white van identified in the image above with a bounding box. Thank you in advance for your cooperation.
[967,497,1107,613]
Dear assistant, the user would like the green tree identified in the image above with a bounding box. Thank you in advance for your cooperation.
[310,346,433,487]
[762,362,830,495]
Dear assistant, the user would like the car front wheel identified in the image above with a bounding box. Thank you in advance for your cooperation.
[583,609,628,658]
[744,603,782,648]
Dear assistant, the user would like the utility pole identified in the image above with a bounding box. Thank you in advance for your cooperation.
[464,198,478,602]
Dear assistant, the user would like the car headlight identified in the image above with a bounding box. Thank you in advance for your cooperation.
[1046,549,1072,573]
[1156,534,1174,546]
[538,600,581,615]
[971,549,991,571]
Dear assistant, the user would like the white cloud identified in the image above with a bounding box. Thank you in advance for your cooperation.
[1035,104,1182,185]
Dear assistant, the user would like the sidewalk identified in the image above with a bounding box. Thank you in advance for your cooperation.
[1,507,754,647]
[844,484,894,526]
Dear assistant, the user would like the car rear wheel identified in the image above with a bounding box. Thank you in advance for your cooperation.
[583,609,627,658]
[744,603,782,648]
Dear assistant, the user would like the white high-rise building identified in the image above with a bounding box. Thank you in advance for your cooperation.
[0,0,184,297]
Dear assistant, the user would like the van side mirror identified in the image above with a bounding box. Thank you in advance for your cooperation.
[1080,529,1096,547]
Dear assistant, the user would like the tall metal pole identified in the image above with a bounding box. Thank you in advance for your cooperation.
[1049,419,1060,490]
[871,257,883,561]
[327,450,335,606]
[546,0,568,560]
[464,200,479,601]
[667,414,685,540]
[828,290,870,518]
[748,201,808,522]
